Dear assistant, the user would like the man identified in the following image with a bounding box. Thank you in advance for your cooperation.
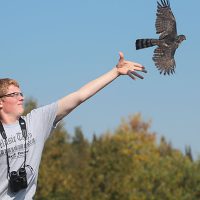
[0,52,146,199]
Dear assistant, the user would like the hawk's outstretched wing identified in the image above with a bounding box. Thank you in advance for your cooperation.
[156,0,177,39]
[135,0,186,75]
[153,46,176,75]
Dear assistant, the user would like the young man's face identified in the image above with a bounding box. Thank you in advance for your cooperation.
[0,84,24,118]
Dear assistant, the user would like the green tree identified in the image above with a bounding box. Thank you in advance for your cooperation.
[23,97,38,115]
[25,103,200,200]
[35,123,72,200]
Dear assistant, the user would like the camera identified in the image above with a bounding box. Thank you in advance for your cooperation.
[9,168,28,193]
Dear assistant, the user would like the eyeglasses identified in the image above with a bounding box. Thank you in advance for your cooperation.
[0,92,24,98]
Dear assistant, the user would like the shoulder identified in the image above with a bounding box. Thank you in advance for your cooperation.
[23,101,58,121]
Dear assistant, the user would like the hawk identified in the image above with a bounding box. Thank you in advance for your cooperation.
[135,0,186,75]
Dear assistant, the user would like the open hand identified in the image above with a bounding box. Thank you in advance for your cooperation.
[116,52,147,80]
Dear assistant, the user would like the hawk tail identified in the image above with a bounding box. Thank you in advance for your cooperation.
[135,39,158,50]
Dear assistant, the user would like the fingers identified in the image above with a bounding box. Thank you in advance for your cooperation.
[133,65,147,73]
[126,60,145,72]
[141,69,147,73]
[127,68,147,80]
[130,63,147,75]
[132,71,144,79]
[132,62,143,68]
[127,71,136,80]
[128,70,144,79]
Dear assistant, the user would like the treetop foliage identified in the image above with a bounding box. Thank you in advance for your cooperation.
[23,99,200,200]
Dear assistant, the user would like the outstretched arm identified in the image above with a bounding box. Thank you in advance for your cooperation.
[55,52,146,122]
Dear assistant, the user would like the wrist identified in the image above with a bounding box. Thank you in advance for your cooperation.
[113,66,121,77]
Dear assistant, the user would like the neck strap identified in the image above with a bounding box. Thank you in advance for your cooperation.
[0,117,27,177]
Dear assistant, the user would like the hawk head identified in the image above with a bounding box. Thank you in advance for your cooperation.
[178,35,186,44]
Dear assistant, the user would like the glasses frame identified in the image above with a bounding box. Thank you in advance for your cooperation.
[0,92,24,98]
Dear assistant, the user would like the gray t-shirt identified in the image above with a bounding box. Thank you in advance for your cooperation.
[0,102,58,200]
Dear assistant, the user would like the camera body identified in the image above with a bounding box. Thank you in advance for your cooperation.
[9,168,28,193]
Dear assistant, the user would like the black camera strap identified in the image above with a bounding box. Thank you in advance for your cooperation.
[0,122,10,178]
[19,117,27,168]
[0,117,27,178]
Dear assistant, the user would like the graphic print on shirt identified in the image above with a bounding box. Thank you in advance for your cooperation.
[0,131,36,160]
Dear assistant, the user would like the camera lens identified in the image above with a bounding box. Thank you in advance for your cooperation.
[10,171,18,178]
[10,171,20,192]
[18,168,28,189]
[19,168,26,176]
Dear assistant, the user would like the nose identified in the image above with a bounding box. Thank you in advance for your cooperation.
[18,94,24,101]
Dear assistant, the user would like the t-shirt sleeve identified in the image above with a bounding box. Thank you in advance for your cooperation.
[25,101,58,142]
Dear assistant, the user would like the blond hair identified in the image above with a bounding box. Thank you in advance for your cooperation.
[0,78,20,97]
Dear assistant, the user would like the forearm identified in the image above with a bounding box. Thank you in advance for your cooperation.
[77,67,119,102]
[56,67,119,121]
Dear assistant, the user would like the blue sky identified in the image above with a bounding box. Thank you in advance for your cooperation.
[0,1,199,158]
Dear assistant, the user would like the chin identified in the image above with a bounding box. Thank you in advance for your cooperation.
[19,107,24,116]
